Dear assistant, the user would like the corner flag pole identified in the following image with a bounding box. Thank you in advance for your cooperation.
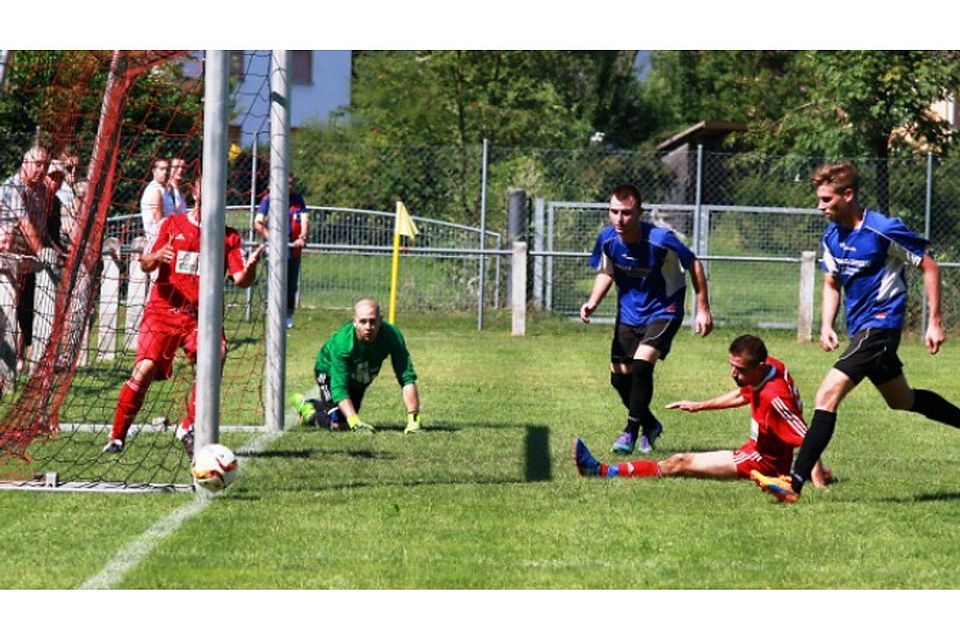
[388,201,419,324]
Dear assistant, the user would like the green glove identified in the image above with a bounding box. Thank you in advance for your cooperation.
[404,411,421,434]
[347,414,375,432]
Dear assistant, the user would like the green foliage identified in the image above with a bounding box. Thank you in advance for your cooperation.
[350,51,656,149]
[0,50,204,214]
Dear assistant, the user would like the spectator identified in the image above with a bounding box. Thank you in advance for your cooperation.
[0,146,52,392]
[253,173,308,329]
[139,158,174,246]
[169,157,187,215]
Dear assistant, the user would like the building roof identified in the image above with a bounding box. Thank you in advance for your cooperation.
[656,121,747,153]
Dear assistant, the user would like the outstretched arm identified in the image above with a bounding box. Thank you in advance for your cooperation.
[666,388,746,413]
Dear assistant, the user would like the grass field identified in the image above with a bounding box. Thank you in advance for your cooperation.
[2,309,960,598]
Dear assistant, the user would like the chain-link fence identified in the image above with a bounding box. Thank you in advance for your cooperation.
[527,150,960,332]
[6,135,959,331]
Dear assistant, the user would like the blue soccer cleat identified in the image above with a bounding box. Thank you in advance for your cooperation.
[573,437,602,477]
[610,431,636,454]
[637,420,663,454]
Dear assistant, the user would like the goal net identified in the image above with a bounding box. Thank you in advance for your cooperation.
[0,50,271,491]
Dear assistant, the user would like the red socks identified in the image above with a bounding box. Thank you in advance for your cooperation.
[599,459,661,478]
[110,377,148,441]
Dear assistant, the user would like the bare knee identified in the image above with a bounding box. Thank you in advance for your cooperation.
[659,453,689,476]
[815,375,853,411]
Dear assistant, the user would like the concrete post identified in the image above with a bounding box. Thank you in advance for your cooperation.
[97,238,120,361]
[511,242,527,336]
[505,189,526,308]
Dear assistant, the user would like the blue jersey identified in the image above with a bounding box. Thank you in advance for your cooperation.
[589,223,696,326]
[821,209,928,336]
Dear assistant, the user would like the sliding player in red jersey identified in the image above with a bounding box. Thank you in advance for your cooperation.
[103,177,264,455]
[575,334,830,487]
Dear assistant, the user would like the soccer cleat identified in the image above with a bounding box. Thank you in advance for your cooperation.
[610,431,636,454]
[291,393,316,425]
[102,439,124,454]
[175,425,195,457]
[573,437,601,477]
[285,315,294,330]
[750,470,800,503]
[637,421,664,454]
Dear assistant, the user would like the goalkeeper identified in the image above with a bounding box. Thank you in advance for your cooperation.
[295,298,421,433]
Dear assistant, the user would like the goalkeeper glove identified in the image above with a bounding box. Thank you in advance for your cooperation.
[347,414,375,432]
[404,411,421,434]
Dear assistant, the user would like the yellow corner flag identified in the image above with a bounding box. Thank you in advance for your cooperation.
[389,201,418,323]
[395,201,420,239]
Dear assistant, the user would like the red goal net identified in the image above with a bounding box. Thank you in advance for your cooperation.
[0,50,269,491]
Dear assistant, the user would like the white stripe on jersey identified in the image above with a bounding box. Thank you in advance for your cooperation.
[822,242,838,275]
[876,252,907,303]
[733,449,762,465]
[772,396,807,438]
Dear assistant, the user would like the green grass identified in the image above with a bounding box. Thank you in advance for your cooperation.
[2,310,960,589]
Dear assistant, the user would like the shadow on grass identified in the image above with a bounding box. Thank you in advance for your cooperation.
[225,475,545,501]
[525,425,551,482]
[244,448,398,461]
[231,423,554,496]
[876,491,960,503]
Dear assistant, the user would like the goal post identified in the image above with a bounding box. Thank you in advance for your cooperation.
[265,50,291,434]
[195,50,230,454]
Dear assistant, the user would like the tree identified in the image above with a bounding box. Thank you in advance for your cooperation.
[778,51,960,212]
[646,51,960,212]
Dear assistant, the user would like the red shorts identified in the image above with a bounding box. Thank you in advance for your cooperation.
[136,306,226,380]
[732,440,791,479]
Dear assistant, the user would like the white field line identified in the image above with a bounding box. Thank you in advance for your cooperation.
[79,408,297,589]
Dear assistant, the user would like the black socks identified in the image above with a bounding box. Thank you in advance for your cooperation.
[910,389,960,428]
[791,409,837,493]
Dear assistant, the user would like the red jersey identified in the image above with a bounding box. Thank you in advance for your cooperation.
[735,356,807,476]
[146,213,246,314]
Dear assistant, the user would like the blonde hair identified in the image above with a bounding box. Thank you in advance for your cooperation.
[811,162,859,195]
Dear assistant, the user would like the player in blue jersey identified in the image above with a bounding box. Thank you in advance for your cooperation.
[580,183,713,455]
[753,162,960,503]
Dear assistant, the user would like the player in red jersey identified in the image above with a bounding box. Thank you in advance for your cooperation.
[574,334,830,486]
[103,178,264,455]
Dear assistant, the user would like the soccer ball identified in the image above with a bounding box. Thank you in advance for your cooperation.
[192,443,239,492]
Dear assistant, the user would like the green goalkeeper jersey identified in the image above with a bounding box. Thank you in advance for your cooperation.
[313,321,418,403]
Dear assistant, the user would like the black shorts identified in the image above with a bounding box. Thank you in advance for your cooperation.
[611,317,683,364]
[833,328,903,386]
[308,373,366,429]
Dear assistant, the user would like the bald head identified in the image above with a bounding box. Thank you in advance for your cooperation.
[353,298,382,343]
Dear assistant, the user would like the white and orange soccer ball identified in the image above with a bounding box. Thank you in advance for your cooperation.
[191,443,239,492]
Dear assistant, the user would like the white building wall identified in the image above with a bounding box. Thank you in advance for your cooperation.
[232,50,352,146]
